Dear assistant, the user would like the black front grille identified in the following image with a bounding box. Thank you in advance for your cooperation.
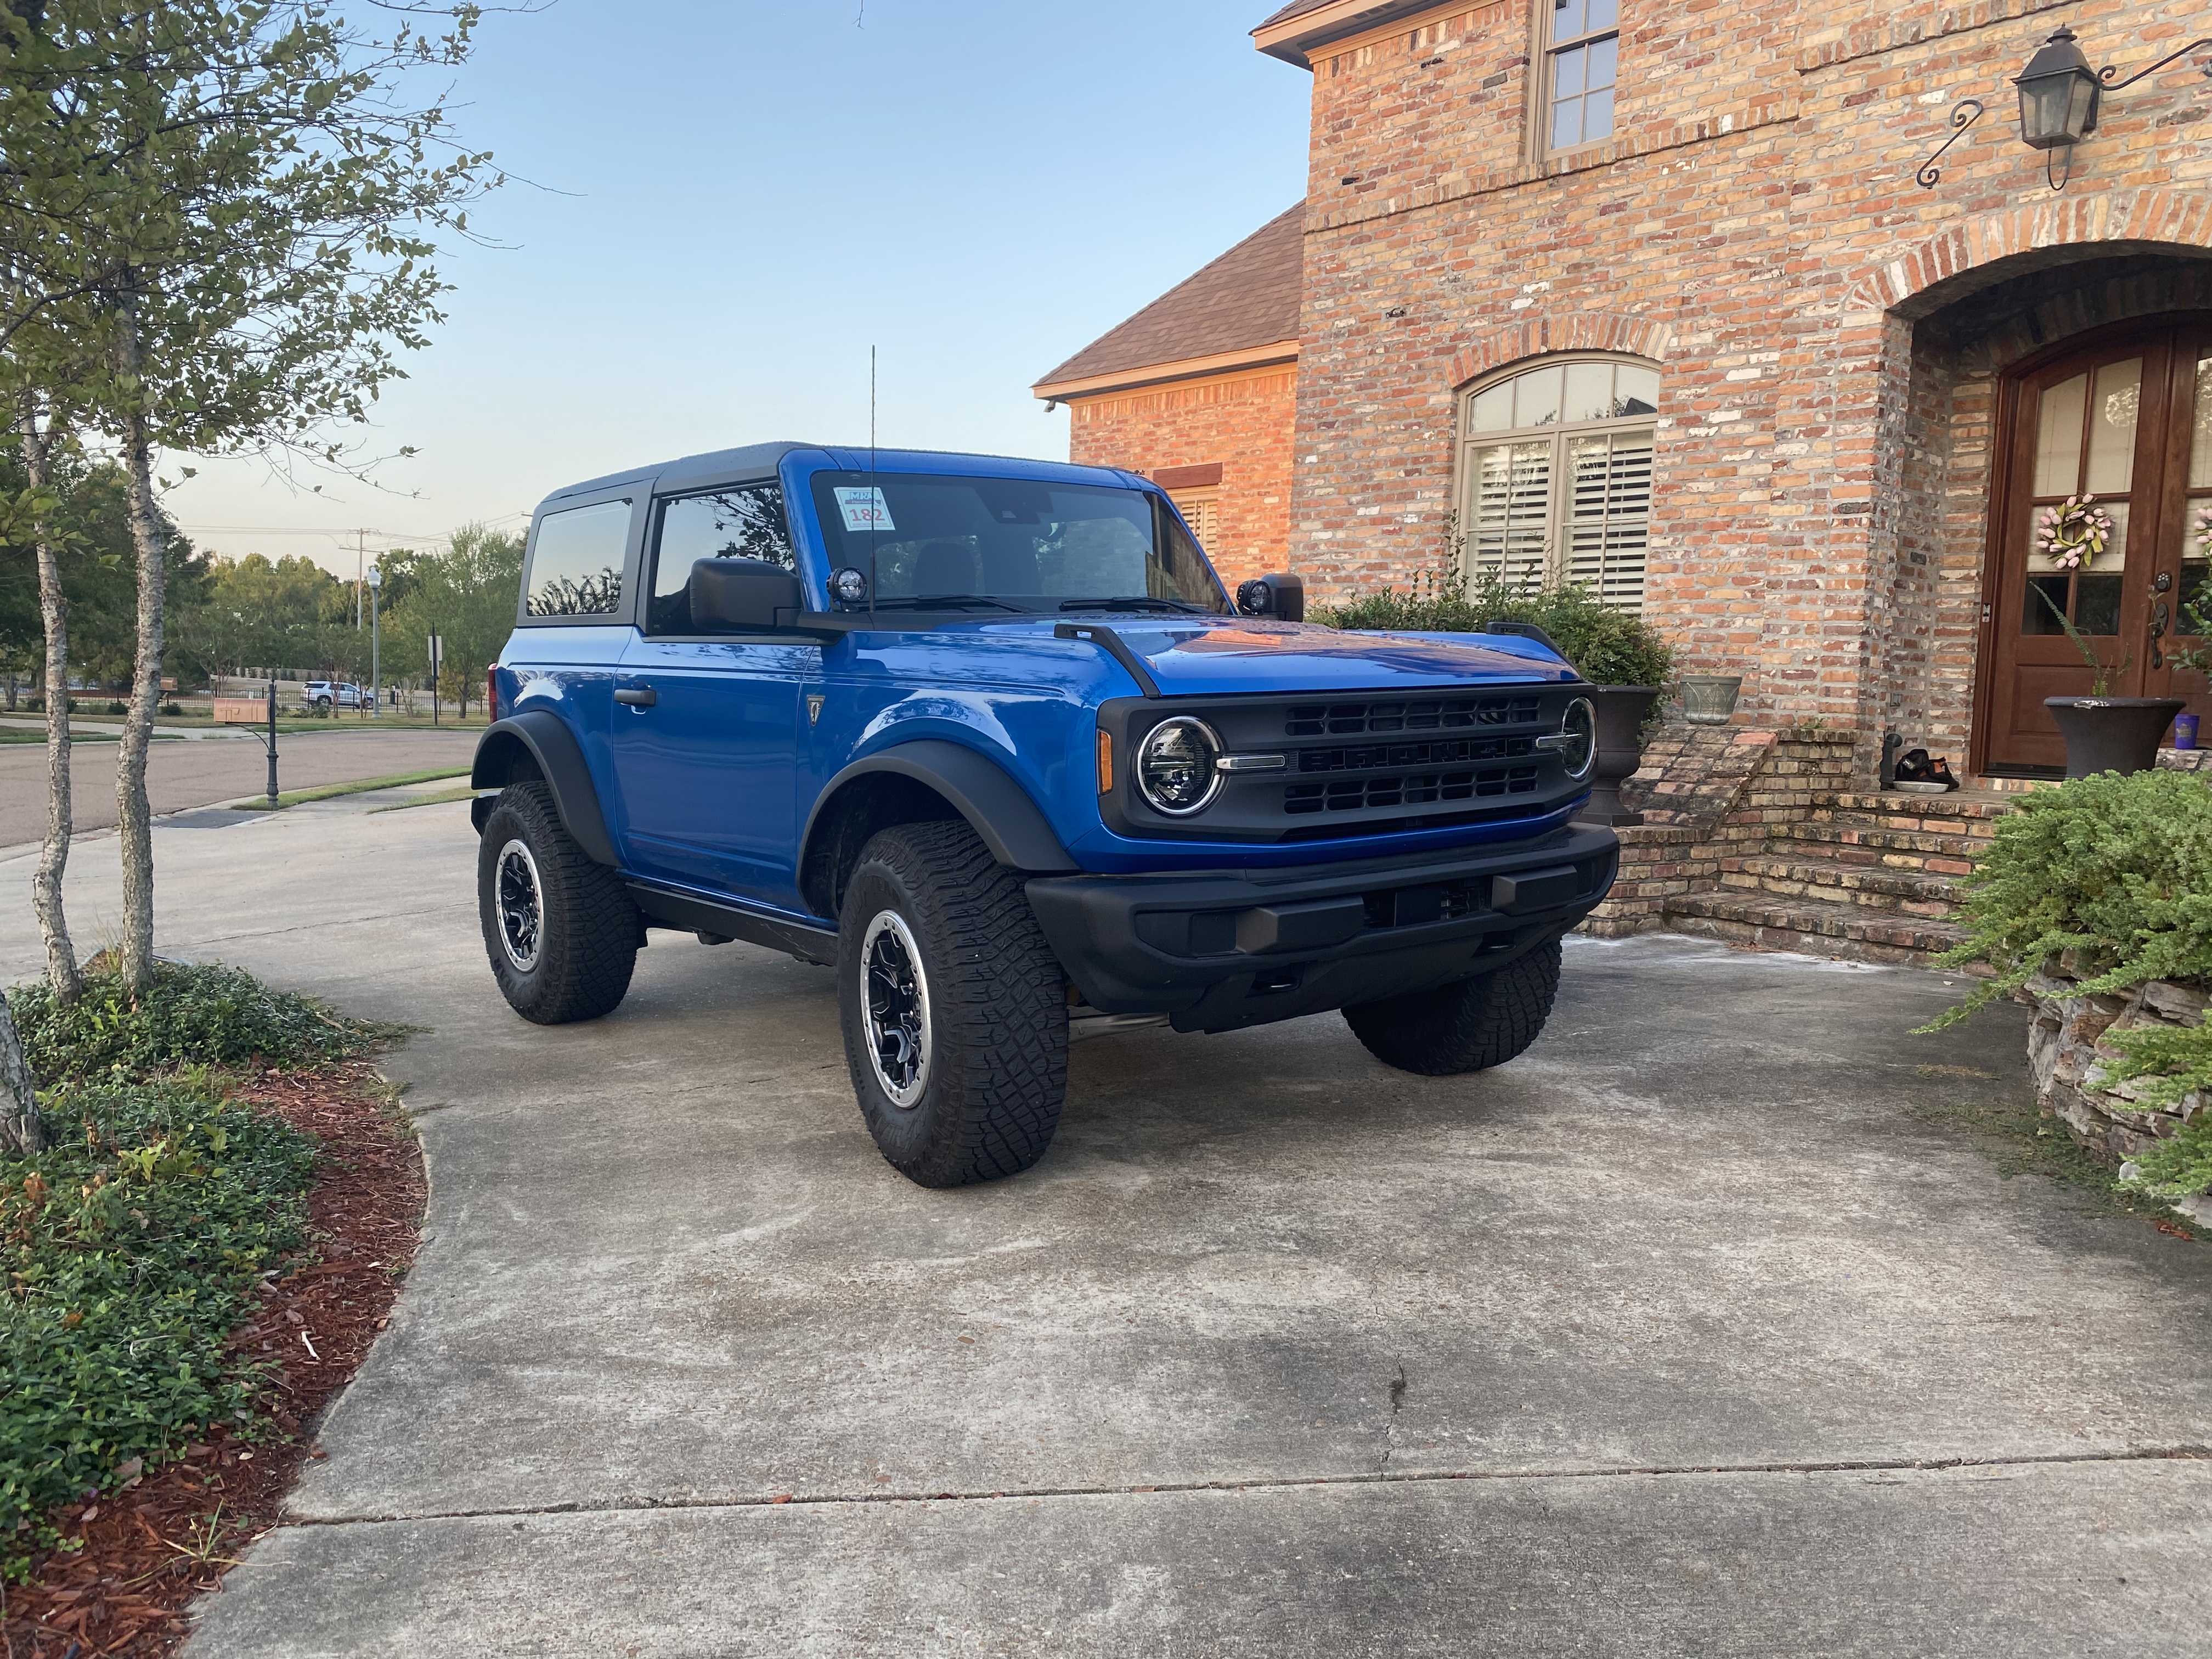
[1285,696,1542,737]
[1285,765,1541,815]
[1297,735,1536,774]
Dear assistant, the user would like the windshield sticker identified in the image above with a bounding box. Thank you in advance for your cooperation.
[834,487,895,534]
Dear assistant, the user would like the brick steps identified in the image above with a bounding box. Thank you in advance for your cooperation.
[1717,852,1961,914]
[1655,782,2003,967]
[1667,889,1970,967]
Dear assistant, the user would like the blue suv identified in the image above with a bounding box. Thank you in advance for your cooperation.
[472,442,1618,1186]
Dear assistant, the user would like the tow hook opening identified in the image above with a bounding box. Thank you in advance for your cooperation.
[1248,966,1304,997]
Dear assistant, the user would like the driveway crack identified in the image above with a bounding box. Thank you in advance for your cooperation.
[282,1443,2211,1531]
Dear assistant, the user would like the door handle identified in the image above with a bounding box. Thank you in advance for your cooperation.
[614,686,657,708]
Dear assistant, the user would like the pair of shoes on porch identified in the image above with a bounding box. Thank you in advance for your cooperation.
[1894,748,1960,791]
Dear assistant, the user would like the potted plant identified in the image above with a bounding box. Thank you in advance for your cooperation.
[2032,505,2182,776]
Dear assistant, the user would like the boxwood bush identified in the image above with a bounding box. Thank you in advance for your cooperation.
[1923,769,2212,1203]
[1315,569,1675,689]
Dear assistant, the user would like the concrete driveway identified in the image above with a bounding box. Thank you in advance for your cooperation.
[2,801,2208,1657]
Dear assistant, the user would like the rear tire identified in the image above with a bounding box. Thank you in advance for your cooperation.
[1343,936,1562,1075]
[477,781,639,1024]
[837,822,1069,1187]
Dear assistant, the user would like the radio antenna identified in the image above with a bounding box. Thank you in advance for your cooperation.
[868,346,878,619]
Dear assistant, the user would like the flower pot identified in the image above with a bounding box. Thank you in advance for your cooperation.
[1577,685,1660,825]
[1679,674,1742,726]
[2044,697,2186,780]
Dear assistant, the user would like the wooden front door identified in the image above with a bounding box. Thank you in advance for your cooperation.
[1978,318,2212,774]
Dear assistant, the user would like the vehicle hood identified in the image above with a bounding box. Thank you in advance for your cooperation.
[971,616,1580,696]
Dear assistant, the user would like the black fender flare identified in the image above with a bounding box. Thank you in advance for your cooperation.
[470,710,619,867]
[802,740,1078,880]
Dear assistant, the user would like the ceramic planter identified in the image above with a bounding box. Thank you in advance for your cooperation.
[1578,685,1661,825]
[2044,697,2186,780]
[1679,674,1742,726]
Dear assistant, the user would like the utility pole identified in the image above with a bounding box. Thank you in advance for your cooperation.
[356,531,365,628]
[368,563,383,719]
[428,631,443,725]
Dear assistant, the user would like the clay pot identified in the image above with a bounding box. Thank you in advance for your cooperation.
[1679,674,1742,726]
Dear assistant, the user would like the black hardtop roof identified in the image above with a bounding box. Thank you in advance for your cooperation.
[535,442,1149,518]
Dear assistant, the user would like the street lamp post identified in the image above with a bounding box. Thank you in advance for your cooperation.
[368,564,382,720]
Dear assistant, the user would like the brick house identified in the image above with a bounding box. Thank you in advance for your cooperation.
[1042,0,2212,789]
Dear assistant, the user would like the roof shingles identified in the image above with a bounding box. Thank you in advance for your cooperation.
[1034,203,1305,393]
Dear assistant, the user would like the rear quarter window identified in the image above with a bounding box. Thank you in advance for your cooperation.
[526,499,633,619]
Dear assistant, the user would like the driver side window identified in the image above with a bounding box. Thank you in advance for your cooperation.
[648,483,794,634]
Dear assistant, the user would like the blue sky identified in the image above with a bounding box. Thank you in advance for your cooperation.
[166,0,1312,577]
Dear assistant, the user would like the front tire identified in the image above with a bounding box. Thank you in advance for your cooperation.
[477,781,639,1024]
[837,822,1069,1187]
[1343,936,1562,1075]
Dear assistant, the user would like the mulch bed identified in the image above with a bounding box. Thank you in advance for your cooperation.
[3,1060,426,1659]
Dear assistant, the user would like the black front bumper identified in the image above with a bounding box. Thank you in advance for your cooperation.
[1025,822,1619,1034]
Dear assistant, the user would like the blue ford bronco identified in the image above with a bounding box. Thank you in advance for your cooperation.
[471,442,1618,1186]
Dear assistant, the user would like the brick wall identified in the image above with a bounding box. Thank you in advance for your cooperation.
[1064,365,1299,589]
[1277,0,2212,772]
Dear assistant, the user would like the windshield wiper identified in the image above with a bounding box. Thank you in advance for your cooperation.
[1057,595,1209,614]
[864,595,1031,613]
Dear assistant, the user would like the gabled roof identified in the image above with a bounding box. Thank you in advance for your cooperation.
[1033,204,1305,400]
[1252,0,1440,66]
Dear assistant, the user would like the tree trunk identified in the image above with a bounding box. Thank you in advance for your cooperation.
[0,989,44,1159]
[115,301,164,996]
[21,398,81,1003]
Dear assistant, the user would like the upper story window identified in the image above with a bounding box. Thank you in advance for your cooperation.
[1545,0,1619,153]
[525,498,630,619]
[647,484,794,634]
[1456,356,1658,611]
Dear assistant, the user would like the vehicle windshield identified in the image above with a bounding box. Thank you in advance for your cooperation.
[808,472,1229,614]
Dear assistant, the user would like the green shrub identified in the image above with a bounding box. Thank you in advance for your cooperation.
[1315,568,1675,687]
[1923,770,2212,1024]
[0,1080,315,1573]
[12,962,389,1085]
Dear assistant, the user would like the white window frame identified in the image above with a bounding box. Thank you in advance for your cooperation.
[1453,353,1658,612]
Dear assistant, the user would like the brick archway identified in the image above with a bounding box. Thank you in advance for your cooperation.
[1446,312,1673,390]
[1847,189,2212,318]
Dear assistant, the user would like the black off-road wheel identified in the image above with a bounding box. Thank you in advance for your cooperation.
[477,781,640,1025]
[837,822,1069,1187]
[1343,935,1563,1076]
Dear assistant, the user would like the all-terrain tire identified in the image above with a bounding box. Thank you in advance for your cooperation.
[837,821,1069,1187]
[477,780,639,1025]
[1342,936,1563,1076]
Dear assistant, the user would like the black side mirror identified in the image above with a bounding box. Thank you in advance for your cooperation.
[689,557,803,631]
[1235,572,1305,622]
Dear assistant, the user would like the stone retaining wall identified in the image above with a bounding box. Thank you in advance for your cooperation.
[2017,964,2211,1222]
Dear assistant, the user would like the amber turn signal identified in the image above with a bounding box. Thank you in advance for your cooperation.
[1096,728,1113,794]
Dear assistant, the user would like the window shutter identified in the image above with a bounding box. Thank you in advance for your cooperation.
[1468,441,1552,590]
[1563,428,1651,608]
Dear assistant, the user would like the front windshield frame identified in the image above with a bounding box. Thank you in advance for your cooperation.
[805,470,1231,616]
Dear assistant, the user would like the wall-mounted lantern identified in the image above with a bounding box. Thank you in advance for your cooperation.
[2015,27,2103,153]
[1918,25,2212,192]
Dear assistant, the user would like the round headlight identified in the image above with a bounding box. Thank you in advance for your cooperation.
[1136,717,1224,815]
[829,566,870,606]
[1559,697,1597,780]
